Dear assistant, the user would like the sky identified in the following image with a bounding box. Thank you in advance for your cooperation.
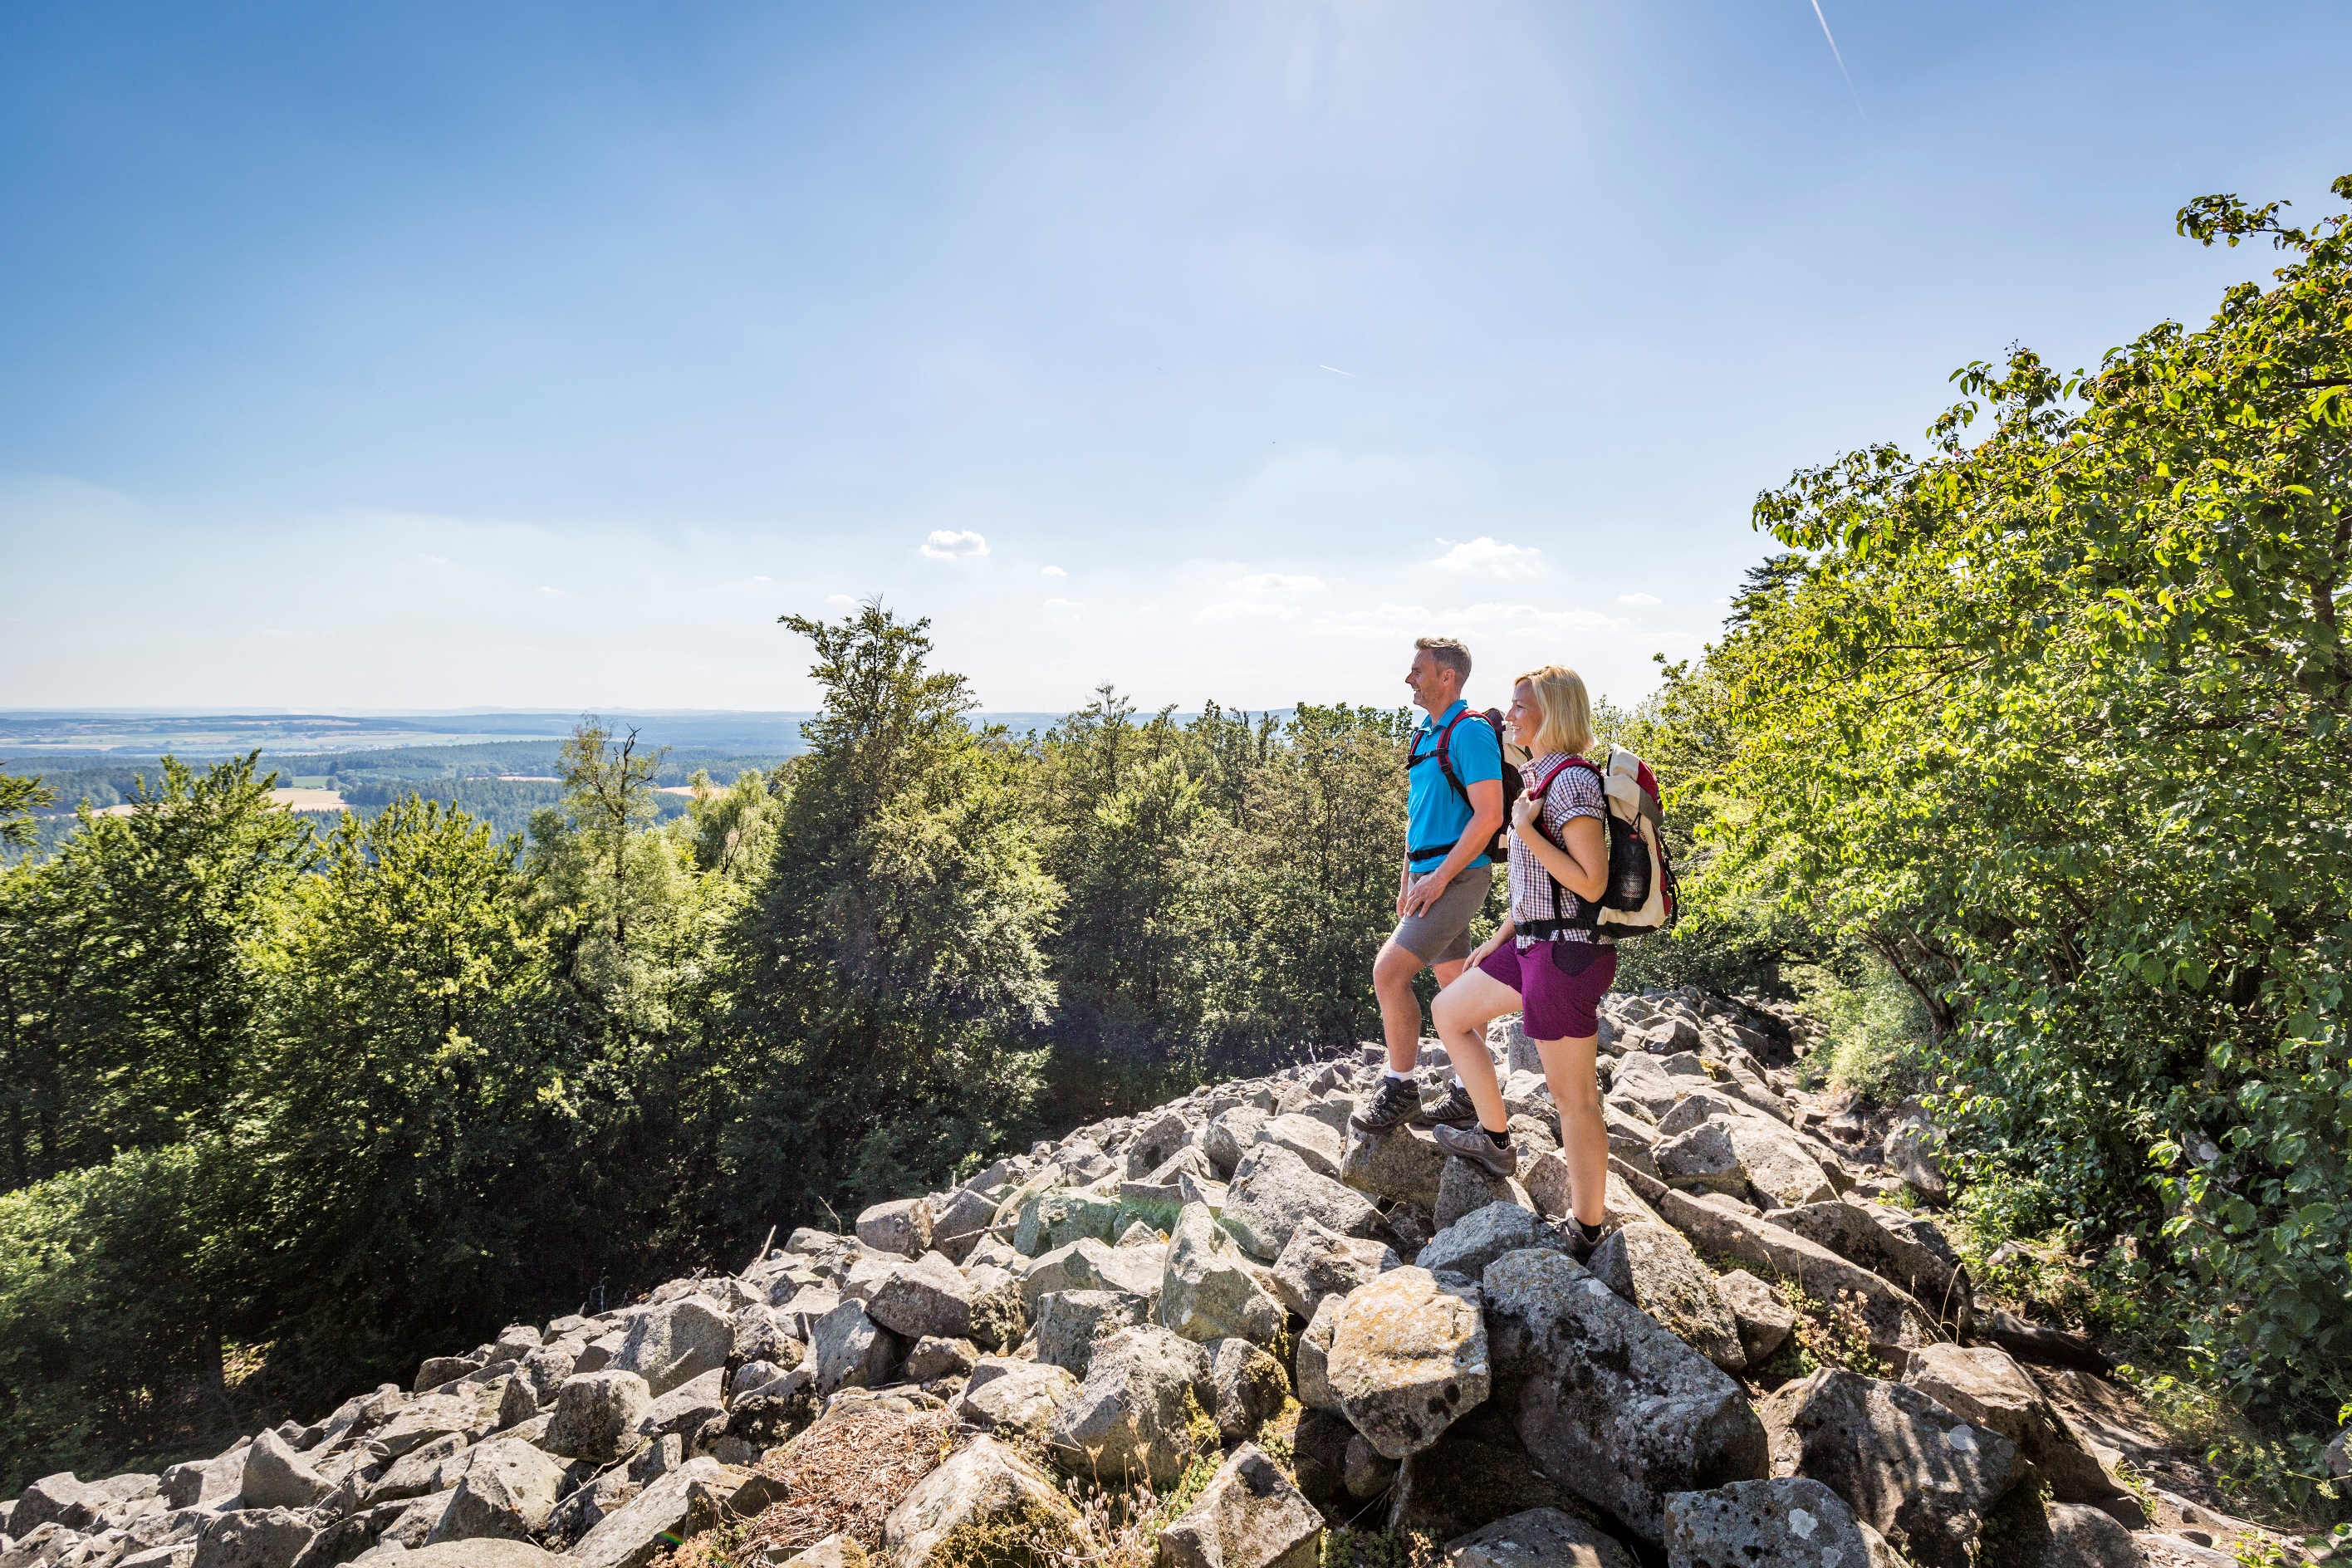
[2,2,2345,716]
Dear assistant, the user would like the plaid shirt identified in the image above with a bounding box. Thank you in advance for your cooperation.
[1510,752,1606,944]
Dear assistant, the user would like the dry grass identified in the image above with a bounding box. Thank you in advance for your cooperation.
[735,1406,958,1557]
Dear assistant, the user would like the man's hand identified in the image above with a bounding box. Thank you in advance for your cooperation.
[1402,870,1451,917]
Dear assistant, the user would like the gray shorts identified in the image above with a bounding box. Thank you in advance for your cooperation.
[1389,864,1495,966]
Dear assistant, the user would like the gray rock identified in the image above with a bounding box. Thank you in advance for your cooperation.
[1208,1338,1291,1443]
[855,1198,933,1259]
[426,1442,566,1543]
[566,1458,742,1568]
[1588,1222,1746,1373]
[1718,1121,1838,1210]
[162,1453,247,1515]
[960,1263,1027,1351]
[903,1335,979,1382]
[1045,1325,1212,1488]
[359,1544,561,1568]
[1482,1247,1767,1545]
[1014,1190,1125,1257]
[728,1305,801,1372]
[1035,1290,1151,1377]
[635,1369,726,1443]
[541,1372,651,1463]
[1223,1144,1386,1262]
[1416,1203,1557,1283]
[1127,1109,1195,1178]
[1902,1345,2119,1502]
[1344,1436,1398,1502]
[1260,1115,1345,1179]
[925,1188,997,1265]
[1774,1203,1973,1335]
[610,1297,733,1397]
[1290,1409,1354,1507]
[1021,1237,1163,1309]
[1161,1202,1286,1345]
[1433,1159,1535,1231]
[1328,1267,1490,1460]
[191,1511,316,1568]
[1116,1219,1164,1247]
[1713,1270,1796,1367]
[515,1345,576,1409]
[1208,1108,1272,1178]
[1269,1218,1397,1320]
[1384,1395,1583,1543]
[414,1355,487,1392]
[865,1252,975,1342]
[883,1436,1094,1568]
[1157,1445,1322,1568]
[811,1299,901,1394]
[1653,1121,1748,1197]
[1340,1125,1450,1211]
[1882,1117,1948,1203]
[494,1374,539,1434]
[1662,1477,1900,1568]
[1295,1295,1343,1412]
[1757,1368,2020,1568]
[953,1359,1078,1442]
[1998,1500,2146,1568]
[1443,1507,1638,1568]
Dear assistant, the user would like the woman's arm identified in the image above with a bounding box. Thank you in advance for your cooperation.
[1511,798,1609,901]
[1467,914,1517,965]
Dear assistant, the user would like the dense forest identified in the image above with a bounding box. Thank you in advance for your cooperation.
[0,176,2344,1511]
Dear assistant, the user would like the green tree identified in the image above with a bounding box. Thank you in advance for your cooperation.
[0,767,53,850]
[727,603,1061,1219]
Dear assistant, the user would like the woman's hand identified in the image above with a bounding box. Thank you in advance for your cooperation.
[1468,919,1514,967]
[1511,794,1541,837]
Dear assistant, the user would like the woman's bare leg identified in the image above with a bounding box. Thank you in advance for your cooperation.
[1429,967,1524,1134]
[1532,1032,1606,1227]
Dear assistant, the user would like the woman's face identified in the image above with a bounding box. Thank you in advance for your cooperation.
[1506,679,1537,749]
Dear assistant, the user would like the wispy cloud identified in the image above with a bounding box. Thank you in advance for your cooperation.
[1204,600,1301,620]
[537,586,563,595]
[751,574,772,583]
[1617,592,1661,605]
[1044,597,1080,610]
[1429,537,1543,578]
[1041,565,1066,577]
[1809,0,1864,116]
[920,529,989,561]
[1233,572,1325,593]
[418,554,448,566]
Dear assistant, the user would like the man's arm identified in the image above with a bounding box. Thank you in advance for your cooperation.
[1402,777,1503,914]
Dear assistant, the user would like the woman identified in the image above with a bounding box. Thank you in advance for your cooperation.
[1426,663,1616,1249]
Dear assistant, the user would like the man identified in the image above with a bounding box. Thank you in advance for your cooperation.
[1352,636,1505,1132]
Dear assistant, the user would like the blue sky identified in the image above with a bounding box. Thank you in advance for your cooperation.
[2,2,2345,714]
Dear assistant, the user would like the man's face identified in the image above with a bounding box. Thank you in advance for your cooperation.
[1405,649,1456,713]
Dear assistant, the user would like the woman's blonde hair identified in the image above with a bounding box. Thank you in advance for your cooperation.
[1513,664,1594,758]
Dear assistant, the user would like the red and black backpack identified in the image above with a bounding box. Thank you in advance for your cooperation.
[1406,707,1522,869]
[1519,747,1678,942]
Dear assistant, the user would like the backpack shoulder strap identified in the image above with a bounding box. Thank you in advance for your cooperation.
[1423,708,1482,806]
[1522,756,1600,845]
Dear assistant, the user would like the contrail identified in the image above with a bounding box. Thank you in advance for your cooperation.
[1808,0,1864,117]
[1319,365,1356,377]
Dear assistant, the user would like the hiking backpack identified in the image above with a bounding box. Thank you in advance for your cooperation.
[1521,747,1678,942]
[1406,707,1523,869]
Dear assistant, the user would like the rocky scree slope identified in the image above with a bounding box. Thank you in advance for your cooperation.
[0,990,2286,1568]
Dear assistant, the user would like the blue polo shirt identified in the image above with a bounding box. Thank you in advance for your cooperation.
[1406,699,1503,873]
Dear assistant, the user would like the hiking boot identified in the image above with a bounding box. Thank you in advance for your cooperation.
[1431,1121,1519,1178]
[1562,1218,1611,1263]
[1408,1080,1481,1129]
[1350,1074,1422,1132]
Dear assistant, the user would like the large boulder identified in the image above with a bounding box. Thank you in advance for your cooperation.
[1774,1203,1972,1334]
[1713,1271,1796,1367]
[566,1458,743,1568]
[962,1262,1029,1350]
[954,1359,1080,1443]
[1208,1108,1272,1178]
[1269,1218,1398,1320]
[238,1431,333,1511]
[1757,1369,2020,1568]
[18,1474,161,1534]
[1161,1202,1286,1345]
[1521,1158,1662,1230]
[542,1372,651,1463]
[1902,1345,2120,1502]
[1341,1126,1449,1211]
[1260,1115,1345,1179]
[1126,1109,1196,1178]
[1021,1237,1163,1308]
[610,1296,733,1397]
[191,1511,316,1568]
[634,1369,727,1443]
[427,1440,566,1543]
[1433,1158,1534,1231]
[882,1435,1094,1568]
[356,1545,561,1568]
[1482,1247,1767,1546]
[163,1452,247,1513]
[1034,1290,1151,1378]
[855,1198,933,1259]
[1326,1267,1490,1460]
[1663,1477,1902,1568]
[865,1252,977,1342]
[1417,1203,1557,1284]
[1015,1190,1125,1257]
[1294,1296,1343,1412]
[1443,1507,1637,1568]
[1644,1186,1939,1370]
[926,1188,997,1265]
[1208,1338,1291,1443]
[1223,1144,1386,1262]
[811,1299,902,1394]
[1652,1122,1749,1198]
[1588,1222,1746,1373]
[1158,1444,1322,1568]
[1992,1499,2147,1568]
[1045,1325,1211,1489]
[1384,1394,1582,1543]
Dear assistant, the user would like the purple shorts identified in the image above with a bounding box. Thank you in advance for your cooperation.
[1477,939,1618,1041]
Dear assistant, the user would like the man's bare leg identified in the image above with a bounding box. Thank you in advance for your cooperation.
[1373,939,1430,1074]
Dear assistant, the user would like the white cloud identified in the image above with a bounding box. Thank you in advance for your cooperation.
[259,629,316,638]
[823,593,855,606]
[1233,572,1325,593]
[1044,597,1080,610]
[920,529,989,560]
[1041,565,1066,577]
[1203,601,1301,620]
[752,574,772,583]
[418,554,448,566]
[537,586,563,595]
[1310,602,1433,639]
[1429,537,1543,577]
[1617,591,1660,605]
[1455,601,1624,637]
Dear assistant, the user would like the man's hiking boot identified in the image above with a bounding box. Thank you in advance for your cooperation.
[1350,1074,1422,1132]
[1408,1080,1481,1129]
[1432,1121,1519,1178]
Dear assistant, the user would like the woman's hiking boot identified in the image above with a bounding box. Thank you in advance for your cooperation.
[1350,1074,1422,1131]
[1431,1121,1519,1178]
[1408,1080,1482,1129]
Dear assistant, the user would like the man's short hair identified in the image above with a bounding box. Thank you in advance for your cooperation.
[1414,636,1472,681]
